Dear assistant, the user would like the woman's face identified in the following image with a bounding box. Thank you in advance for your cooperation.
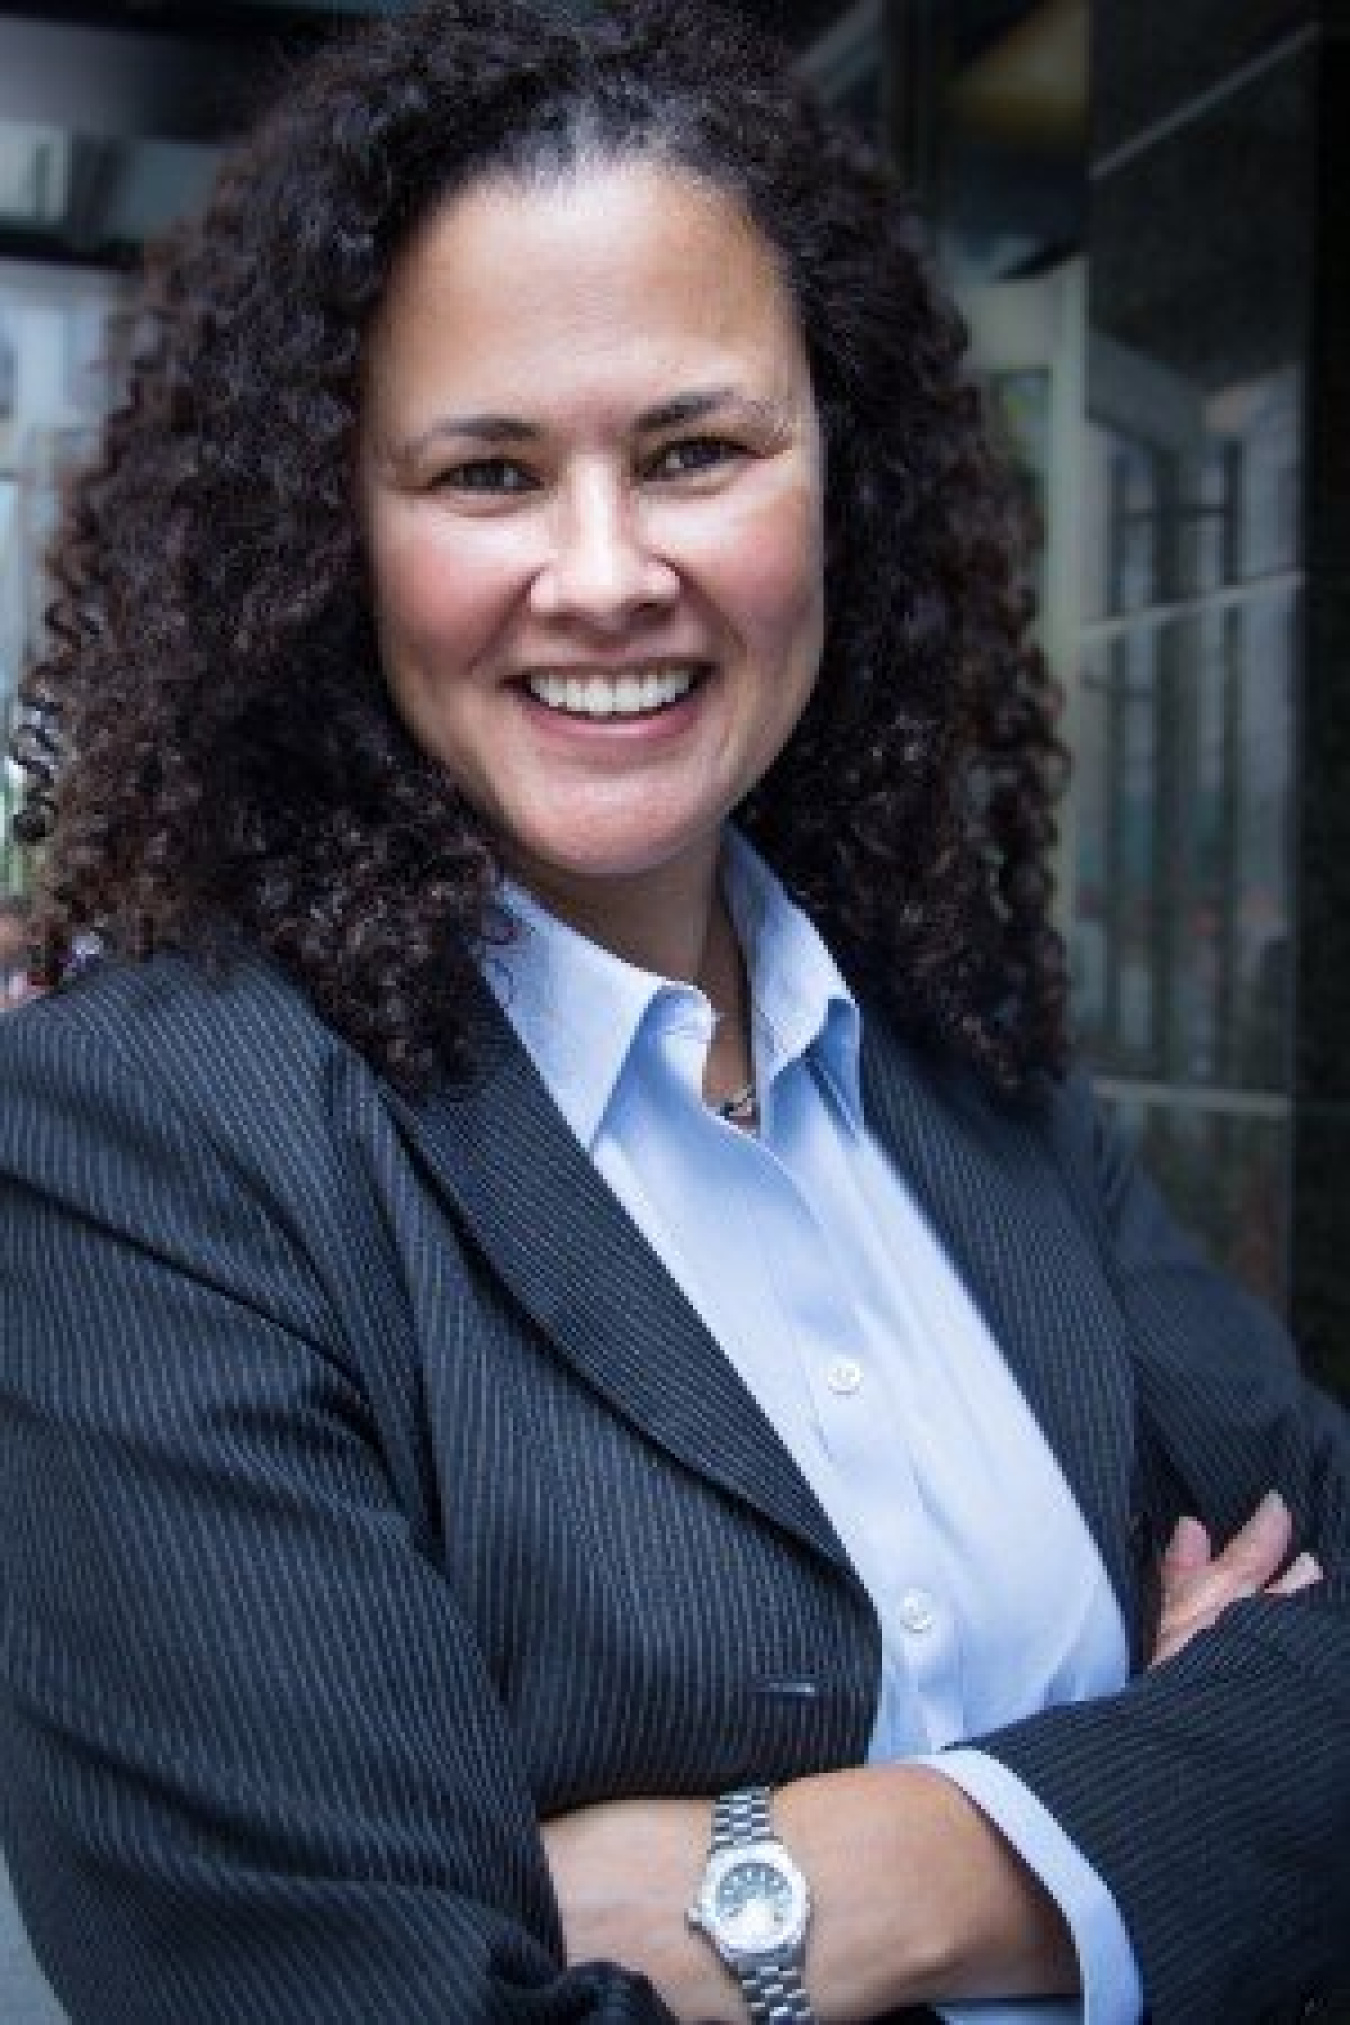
[359,160,824,930]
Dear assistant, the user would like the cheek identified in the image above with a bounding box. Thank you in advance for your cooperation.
[368,519,518,671]
[708,486,825,665]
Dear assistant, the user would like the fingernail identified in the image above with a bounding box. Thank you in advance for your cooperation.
[1258,1488,1288,1517]
[1163,1515,1207,1560]
[1287,1552,1323,1585]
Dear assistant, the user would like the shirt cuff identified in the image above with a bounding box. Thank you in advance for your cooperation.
[916,1748,1143,2025]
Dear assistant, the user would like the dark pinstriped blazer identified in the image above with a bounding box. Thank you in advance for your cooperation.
[1,954,1347,2025]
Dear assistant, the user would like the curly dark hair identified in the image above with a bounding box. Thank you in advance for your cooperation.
[13,0,1067,1092]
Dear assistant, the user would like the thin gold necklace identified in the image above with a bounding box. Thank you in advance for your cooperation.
[715,1080,758,1127]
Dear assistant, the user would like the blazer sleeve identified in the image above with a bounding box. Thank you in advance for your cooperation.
[968,1075,1350,2025]
[0,986,674,2025]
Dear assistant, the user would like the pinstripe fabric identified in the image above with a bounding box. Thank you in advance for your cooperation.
[1,954,1347,2023]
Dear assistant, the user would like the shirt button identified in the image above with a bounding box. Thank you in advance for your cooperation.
[825,1356,864,1395]
[899,1588,936,1634]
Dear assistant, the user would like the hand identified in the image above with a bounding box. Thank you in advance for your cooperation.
[1152,1489,1322,1668]
[542,1793,743,2020]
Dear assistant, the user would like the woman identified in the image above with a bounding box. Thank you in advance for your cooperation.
[1,4,1345,2021]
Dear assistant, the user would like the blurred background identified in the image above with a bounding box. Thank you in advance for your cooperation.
[0,2,1347,2008]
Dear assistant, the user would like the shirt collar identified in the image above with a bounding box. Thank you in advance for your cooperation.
[721,830,862,1128]
[484,830,863,1149]
[483,883,682,1152]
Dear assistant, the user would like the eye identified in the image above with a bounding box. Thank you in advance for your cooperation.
[644,436,743,481]
[435,457,537,495]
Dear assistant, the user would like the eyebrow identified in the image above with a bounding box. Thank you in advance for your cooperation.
[392,387,792,463]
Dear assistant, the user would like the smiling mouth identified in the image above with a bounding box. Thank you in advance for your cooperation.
[523,664,706,720]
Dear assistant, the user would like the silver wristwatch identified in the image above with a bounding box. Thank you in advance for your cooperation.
[686,1786,816,2024]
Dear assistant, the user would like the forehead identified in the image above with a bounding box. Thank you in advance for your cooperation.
[363,160,810,419]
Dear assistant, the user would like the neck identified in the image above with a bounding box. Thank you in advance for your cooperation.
[504,838,754,1106]
[510,846,761,1117]
[505,839,724,987]
[697,896,755,1109]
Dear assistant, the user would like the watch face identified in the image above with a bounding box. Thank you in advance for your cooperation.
[694,1838,810,1967]
[714,1858,797,1947]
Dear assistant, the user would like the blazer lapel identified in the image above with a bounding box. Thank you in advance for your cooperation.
[388,992,1141,1630]
[383,996,852,1577]
[859,1018,1141,1628]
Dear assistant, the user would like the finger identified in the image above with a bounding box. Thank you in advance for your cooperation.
[1159,1499,1286,1629]
[1268,1551,1323,1597]
[1162,1515,1212,1573]
[1211,1489,1293,1588]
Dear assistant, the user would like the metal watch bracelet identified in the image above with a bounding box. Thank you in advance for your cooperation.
[710,1788,817,2025]
[738,1959,817,2025]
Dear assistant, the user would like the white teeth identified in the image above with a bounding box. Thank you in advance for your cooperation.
[526,666,700,718]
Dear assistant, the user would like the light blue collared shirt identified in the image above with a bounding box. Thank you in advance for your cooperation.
[487,833,1142,2025]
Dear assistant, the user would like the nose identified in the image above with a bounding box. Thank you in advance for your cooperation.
[528,467,678,628]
